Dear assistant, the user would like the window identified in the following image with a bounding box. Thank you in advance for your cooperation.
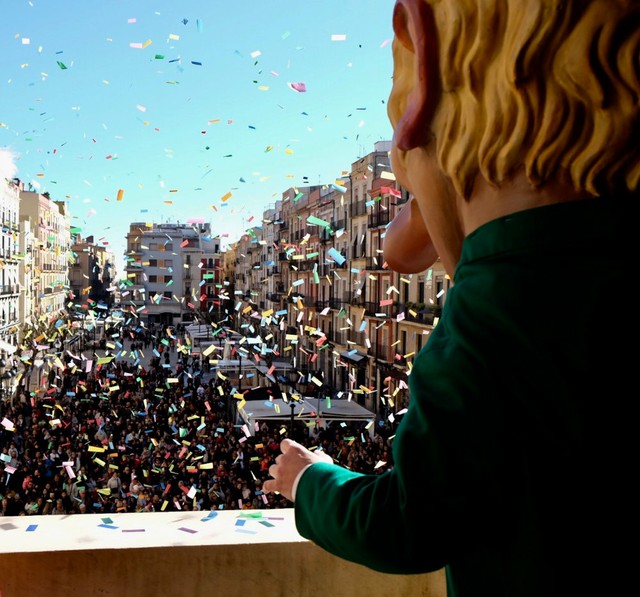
[164,276,173,284]
[149,259,157,267]
[148,275,157,283]
[164,260,172,267]
[165,243,173,251]
[163,291,172,300]
[436,278,445,307]
[418,276,425,304]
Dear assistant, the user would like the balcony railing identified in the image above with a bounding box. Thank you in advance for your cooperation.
[328,298,343,310]
[0,284,20,295]
[344,291,364,305]
[366,257,386,271]
[352,202,367,217]
[400,306,438,325]
[330,331,343,345]
[364,301,393,317]
[368,212,392,228]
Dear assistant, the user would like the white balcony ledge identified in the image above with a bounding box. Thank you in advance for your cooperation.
[0,508,446,597]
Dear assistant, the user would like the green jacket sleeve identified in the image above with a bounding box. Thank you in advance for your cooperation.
[293,325,500,574]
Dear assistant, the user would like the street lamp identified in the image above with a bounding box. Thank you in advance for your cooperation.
[289,396,297,437]
[0,356,5,403]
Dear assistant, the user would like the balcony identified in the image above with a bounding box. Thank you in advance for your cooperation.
[367,212,392,228]
[344,291,364,305]
[333,330,348,345]
[364,301,393,317]
[373,342,391,363]
[297,260,317,272]
[0,284,20,295]
[366,257,386,271]
[0,509,446,596]
[316,262,331,277]
[401,305,439,325]
[352,202,367,217]
[351,246,367,261]
[319,229,333,244]
[328,297,343,310]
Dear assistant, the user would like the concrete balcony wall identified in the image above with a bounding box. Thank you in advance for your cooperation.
[0,509,446,597]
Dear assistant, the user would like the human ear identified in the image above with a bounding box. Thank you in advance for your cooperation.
[389,0,440,151]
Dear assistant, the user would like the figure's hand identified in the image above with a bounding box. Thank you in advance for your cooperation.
[263,439,333,502]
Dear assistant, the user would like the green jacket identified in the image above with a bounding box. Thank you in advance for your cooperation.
[294,199,632,596]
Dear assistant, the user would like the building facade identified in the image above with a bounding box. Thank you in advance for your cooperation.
[69,234,116,314]
[0,180,25,392]
[0,178,22,360]
[224,141,450,417]
[124,221,221,326]
[19,185,70,318]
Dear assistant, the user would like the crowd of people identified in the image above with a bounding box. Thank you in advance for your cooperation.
[0,323,394,517]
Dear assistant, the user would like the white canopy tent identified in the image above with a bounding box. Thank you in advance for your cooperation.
[238,396,377,437]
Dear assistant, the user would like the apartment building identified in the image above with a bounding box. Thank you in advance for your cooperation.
[18,182,70,319]
[123,221,221,326]
[0,178,22,352]
[198,234,226,317]
[226,141,450,416]
[69,235,116,311]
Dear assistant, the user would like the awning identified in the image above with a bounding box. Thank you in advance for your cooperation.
[238,397,376,433]
[339,350,368,366]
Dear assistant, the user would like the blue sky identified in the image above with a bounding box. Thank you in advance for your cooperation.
[1,0,395,275]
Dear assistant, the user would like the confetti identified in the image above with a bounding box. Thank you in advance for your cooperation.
[287,82,307,93]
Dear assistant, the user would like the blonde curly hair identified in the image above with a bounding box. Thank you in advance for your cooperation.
[428,0,640,198]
